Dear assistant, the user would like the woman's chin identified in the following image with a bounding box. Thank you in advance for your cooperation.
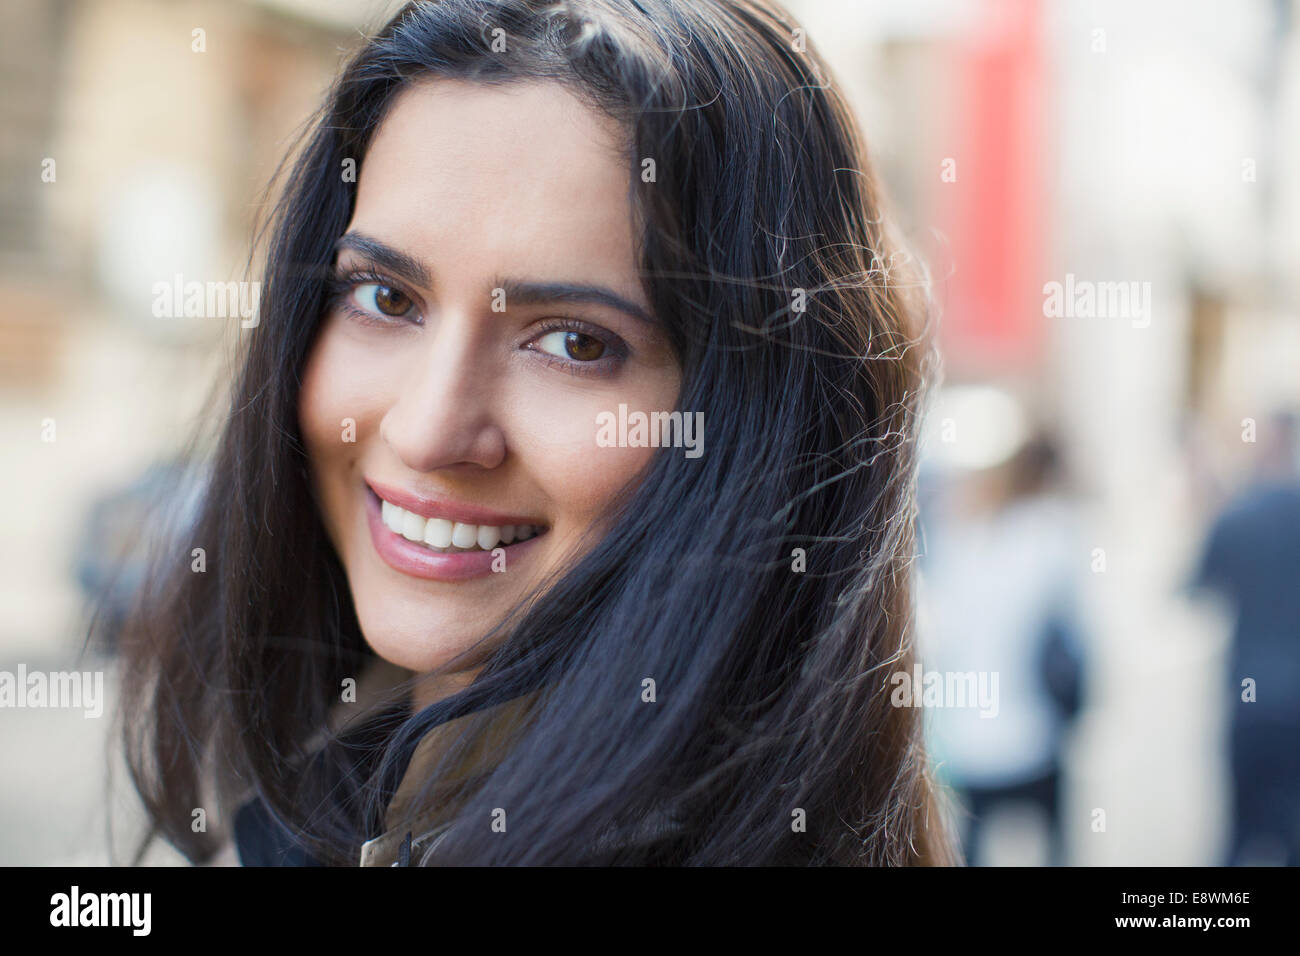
[356,623,482,676]
[350,578,501,675]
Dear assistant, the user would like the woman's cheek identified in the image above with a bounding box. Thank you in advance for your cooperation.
[512,389,660,522]
[298,324,398,551]
[300,321,397,453]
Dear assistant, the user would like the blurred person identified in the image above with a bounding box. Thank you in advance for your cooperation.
[1193,409,1300,866]
[918,433,1087,866]
[108,0,960,867]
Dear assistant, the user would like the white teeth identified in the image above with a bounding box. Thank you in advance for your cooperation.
[451,522,477,549]
[380,497,543,552]
[381,500,401,533]
[401,511,426,542]
[424,517,454,549]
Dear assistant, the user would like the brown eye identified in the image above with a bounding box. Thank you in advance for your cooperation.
[563,331,605,361]
[353,282,414,318]
[373,285,410,316]
[534,329,607,362]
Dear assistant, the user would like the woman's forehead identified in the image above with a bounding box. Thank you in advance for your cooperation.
[350,77,640,294]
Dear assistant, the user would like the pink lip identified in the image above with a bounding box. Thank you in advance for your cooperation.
[365,478,542,527]
[364,488,545,582]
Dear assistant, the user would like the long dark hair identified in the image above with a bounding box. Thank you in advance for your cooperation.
[116,0,958,866]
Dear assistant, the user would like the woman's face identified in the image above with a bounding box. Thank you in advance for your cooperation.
[299,79,679,677]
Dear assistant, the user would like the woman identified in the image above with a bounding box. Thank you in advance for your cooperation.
[116,0,958,866]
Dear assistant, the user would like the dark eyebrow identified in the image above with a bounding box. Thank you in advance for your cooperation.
[333,232,432,289]
[496,277,655,326]
[333,232,654,325]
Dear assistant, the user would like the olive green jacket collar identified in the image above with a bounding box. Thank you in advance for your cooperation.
[358,689,537,867]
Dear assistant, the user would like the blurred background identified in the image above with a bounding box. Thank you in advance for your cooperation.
[0,0,1296,865]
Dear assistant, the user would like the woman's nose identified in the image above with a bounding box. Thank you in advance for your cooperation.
[378,313,507,473]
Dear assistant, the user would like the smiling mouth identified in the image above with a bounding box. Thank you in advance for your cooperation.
[375,492,547,554]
